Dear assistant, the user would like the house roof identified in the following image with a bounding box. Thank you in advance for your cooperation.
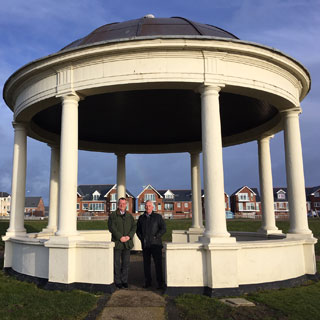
[158,189,192,202]
[231,186,260,200]
[0,192,10,197]
[25,197,42,208]
[77,184,135,200]
[136,184,163,198]
[306,186,320,196]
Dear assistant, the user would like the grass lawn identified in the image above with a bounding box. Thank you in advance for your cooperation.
[0,218,320,319]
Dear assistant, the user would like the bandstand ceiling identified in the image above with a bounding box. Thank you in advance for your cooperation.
[32,89,278,145]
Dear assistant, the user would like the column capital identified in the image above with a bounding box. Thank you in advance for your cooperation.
[257,134,274,143]
[57,92,82,102]
[280,107,302,117]
[47,143,60,150]
[12,121,28,131]
[189,150,201,156]
[115,152,127,157]
[198,84,225,95]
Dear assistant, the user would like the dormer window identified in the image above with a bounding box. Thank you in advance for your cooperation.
[92,190,100,201]
[164,190,174,199]
[278,192,285,200]
[315,191,320,198]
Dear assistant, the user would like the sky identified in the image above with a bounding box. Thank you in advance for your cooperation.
[0,0,319,205]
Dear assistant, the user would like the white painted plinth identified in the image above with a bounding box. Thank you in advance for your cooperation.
[172,229,204,243]
[3,231,115,286]
[165,235,317,289]
[132,233,142,251]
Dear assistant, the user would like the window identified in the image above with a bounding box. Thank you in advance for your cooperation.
[126,203,129,211]
[111,203,117,211]
[165,194,174,199]
[164,203,174,210]
[89,203,104,211]
[314,202,320,208]
[238,193,249,201]
[315,192,320,198]
[256,203,259,211]
[278,193,285,199]
[93,194,99,201]
[238,203,243,211]
[110,193,116,201]
[279,202,285,209]
[76,203,80,210]
[184,203,188,208]
[144,193,155,202]
[158,204,161,211]
[177,203,181,208]
[82,203,88,210]
[246,202,255,210]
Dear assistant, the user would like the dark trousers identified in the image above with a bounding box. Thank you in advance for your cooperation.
[142,245,163,285]
[114,248,130,285]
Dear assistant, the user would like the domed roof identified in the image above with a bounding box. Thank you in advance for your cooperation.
[61,15,238,51]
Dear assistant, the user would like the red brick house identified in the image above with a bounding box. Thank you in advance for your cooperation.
[230,186,261,218]
[77,184,135,217]
[137,185,230,219]
[306,186,320,214]
[24,197,45,217]
[273,188,289,218]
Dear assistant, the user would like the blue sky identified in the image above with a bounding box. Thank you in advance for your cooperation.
[0,0,319,204]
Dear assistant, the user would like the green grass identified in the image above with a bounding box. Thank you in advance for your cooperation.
[175,272,320,320]
[0,271,98,320]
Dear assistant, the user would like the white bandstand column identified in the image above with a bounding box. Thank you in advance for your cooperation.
[282,108,312,237]
[200,85,233,242]
[197,161,204,228]
[189,152,203,230]
[116,153,126,199]
[42,145,60,233]
[257,136,282,235]
[55,94,80,237]
[6,122,27,237]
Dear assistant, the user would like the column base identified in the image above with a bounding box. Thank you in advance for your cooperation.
[200,235,236,244]
[45,234,84,247]
[40,228,57,235]
[258,228,283,235]
[188,227,205,232]
[3,229,27,240]
[286,232,314,239]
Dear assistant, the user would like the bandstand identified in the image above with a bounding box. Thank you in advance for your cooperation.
[2,15,317,295]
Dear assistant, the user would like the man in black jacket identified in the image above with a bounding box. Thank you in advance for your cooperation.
[108,197,136,289]
[137,200,166,289]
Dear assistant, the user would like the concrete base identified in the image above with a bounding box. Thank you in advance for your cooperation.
[2,230,115,287]
[165,233,317,293]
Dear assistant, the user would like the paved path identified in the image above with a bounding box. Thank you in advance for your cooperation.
[98,289,166,320]
[95,252,169,320]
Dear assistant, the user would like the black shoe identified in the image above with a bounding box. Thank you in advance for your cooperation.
[143,282,151,288]
[115,283,123,289]
[122,283,128,289]
[157,283,164,290]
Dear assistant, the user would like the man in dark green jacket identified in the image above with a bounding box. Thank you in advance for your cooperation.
[108,197,136,289]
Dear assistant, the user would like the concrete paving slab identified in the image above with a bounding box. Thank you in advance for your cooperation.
[107,289,166,307]
[220,297,255,307]
[98,306,165,320]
